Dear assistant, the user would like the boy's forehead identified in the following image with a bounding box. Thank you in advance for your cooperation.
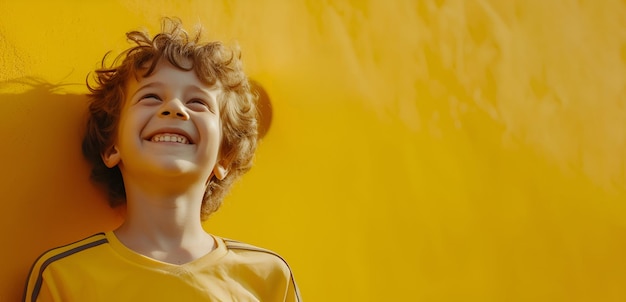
[128,62,223,92]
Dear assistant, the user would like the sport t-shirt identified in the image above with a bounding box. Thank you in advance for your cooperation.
[23,232,300,301]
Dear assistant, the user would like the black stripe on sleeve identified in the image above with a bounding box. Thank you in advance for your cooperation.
[26,236,108,302]
[225,240,302,302]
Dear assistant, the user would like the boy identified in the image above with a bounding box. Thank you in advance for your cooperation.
[23,19,300,302]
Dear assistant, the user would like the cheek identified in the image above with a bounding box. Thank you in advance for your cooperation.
[201,119,223,153]
[117,111,148,147]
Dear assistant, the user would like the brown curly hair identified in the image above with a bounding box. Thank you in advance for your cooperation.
[82,19,258,220]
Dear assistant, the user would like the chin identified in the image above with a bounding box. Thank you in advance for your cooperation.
[150,160,197,175]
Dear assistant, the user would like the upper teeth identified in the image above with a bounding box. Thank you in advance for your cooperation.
[151,133,189,144]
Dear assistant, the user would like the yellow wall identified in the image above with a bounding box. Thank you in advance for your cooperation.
[1,1,625,301]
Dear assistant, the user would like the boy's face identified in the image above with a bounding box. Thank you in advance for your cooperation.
[102,61,228,185]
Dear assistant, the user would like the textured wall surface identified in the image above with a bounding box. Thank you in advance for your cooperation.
[1,1,626,301]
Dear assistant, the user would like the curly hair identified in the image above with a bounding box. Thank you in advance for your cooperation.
[82,19,258,220]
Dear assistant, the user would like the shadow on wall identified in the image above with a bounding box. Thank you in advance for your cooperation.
[0,79,121,301]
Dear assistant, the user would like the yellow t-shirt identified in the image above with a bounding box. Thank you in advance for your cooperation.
[23,232,301,302]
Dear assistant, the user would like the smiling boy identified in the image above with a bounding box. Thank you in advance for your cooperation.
[23,19,300,302]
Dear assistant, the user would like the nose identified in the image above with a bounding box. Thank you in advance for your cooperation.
[159,99,189,120]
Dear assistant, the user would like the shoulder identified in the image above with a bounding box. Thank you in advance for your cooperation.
[24,233,110,302]
[222,238,286,260]
[29,233,109,271]
[221,237,293,271]
[218,237,301,301]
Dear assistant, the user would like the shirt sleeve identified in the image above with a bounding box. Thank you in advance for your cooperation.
[284,272,302,302]
[36,280,56,302]
[23,270,56,302]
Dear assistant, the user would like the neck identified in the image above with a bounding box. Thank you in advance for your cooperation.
[114,178,215,264]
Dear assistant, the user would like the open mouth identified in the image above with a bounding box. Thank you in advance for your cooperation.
[150,133,190,144]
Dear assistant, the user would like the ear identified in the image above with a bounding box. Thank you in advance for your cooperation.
[212,152,234,180]
[101,145,121,168]
[212,160,229,180]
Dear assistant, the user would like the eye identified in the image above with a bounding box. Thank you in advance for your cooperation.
[188,98,213,111]
[141,94,161,101]
[137,93,162,105]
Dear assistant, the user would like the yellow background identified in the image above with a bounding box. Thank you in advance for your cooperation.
[1,1,626,301]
